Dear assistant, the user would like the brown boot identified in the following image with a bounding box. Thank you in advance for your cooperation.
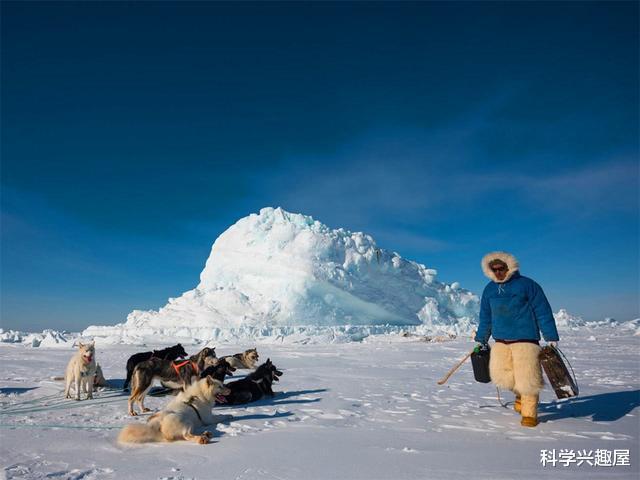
[514,394,521,413]
[520,394,539,427]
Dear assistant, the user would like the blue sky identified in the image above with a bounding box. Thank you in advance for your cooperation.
[2,1,638,331]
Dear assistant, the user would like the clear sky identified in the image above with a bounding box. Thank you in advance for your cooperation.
[2,1,638,332]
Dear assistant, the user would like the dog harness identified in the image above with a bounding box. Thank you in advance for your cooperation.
[172,360,199,376]
[183,396,203,422]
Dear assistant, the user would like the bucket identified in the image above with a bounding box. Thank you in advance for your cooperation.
[471,344,491,383]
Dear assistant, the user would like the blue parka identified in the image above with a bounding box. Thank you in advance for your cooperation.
[474,255,559,344]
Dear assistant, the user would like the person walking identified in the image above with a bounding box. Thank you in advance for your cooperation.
[475,251,559,427]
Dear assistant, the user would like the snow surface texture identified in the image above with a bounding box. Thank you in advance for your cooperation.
[84,208,481,344]
[1,327,638,479]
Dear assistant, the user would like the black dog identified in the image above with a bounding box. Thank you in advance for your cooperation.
[200,358,237,382]
[127,347,216,416]
[123,344,187,391]
[223,358,283,405]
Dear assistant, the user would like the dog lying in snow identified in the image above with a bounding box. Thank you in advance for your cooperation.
[223,358,282,405]
[221,348,259,370]
[118,376,230,445]
[64,341,97,400]
[199,358,236,382]
[93,364,109,388]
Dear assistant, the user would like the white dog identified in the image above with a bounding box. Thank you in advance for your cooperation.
[64,341,97,400]
[118,376,230,445]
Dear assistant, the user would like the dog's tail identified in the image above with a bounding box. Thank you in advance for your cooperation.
[118,420,163,444]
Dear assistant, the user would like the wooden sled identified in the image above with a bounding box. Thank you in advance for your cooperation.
[540,345,579,399]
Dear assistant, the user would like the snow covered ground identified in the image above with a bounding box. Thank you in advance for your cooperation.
[1,326,638,480]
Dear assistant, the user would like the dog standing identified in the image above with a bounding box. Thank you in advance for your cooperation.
[118,376,230,445]
[123,344,188,391]
[128,347,217,416]
[64,341,97,400]
[222,348,259,370]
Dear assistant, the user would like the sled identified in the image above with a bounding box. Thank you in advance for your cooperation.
[539,345,579,399]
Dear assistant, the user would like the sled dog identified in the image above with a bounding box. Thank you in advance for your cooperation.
[224,358,282,404]
[222,348,259,370]
[93,364,109,388]
[200,358,236,383]
[118,376,230,445]
[54,363,108,389]
[128,347,217,416]
[123,344,188,391]
[64,341,97,400]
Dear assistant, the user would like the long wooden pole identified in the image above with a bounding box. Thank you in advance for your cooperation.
[436,349,474,385]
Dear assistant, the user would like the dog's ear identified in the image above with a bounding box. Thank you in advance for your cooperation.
[90,340,95,346]
[205,375,214,386]
[78,342,84,348]
[266,358,271,365]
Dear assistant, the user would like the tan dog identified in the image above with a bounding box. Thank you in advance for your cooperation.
[222,348,259,370]
[93,364,109,388]
[118,376,230,445]
[53,363,108,389]
[64,341,97,400]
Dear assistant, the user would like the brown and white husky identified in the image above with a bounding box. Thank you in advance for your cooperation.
[222,348,259,370]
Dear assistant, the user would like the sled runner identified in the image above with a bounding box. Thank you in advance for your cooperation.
[539,345,579,399]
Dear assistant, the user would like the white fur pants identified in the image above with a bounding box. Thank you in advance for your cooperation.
[489,342,543,396]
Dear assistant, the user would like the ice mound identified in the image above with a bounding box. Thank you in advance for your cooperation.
[0,329,73,348]
[84,208,479,344]
[554,309,587,329]
[0,329,23,343]
[619,319,640,336]
[554,310,639,334]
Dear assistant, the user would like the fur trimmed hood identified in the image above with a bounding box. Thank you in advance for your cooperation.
[481,251,519,283]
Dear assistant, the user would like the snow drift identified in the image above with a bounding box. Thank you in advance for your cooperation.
[84,208,479,344]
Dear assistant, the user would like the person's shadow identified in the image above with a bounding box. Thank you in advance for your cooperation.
[539,390,640,422]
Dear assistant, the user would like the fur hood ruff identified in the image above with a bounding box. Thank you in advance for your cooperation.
[481,251,519,283]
